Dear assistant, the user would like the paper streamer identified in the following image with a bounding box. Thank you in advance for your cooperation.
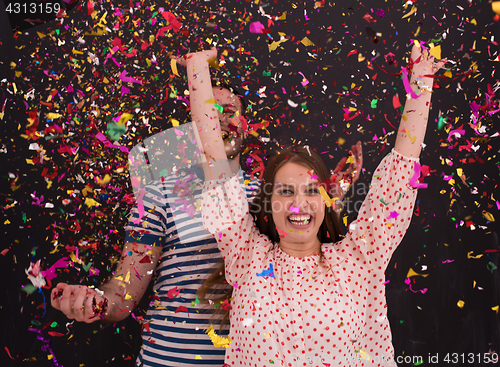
[401,66,422,99]
[409,162,428,189]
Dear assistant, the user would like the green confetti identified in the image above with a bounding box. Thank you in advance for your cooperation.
[214,104,223,113]
[487,262,497,273]
[22,284,37,294]
[370,99,378,108]
[83,262,92,272]
[50,321,58,327]
[438,116,446,130]
[106,122,127,141]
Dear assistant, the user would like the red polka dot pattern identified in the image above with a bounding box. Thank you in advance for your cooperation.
[202,150,419,367]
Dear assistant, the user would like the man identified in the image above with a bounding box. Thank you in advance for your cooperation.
[51,50,361,367]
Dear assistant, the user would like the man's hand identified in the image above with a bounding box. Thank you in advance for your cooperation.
[329,141,363,209]
[51,283,107,323]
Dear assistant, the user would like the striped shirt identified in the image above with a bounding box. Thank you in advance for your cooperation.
[124,166,260,367]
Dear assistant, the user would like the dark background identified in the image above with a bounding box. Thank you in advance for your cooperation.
[1,0,499,366]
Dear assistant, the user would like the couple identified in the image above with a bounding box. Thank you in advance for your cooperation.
[52,43,444,366]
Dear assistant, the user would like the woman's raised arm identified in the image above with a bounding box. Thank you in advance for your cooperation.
[394,43,446,159]
[175,48,233,180]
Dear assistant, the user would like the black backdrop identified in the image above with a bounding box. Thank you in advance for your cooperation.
[1,0,499,366]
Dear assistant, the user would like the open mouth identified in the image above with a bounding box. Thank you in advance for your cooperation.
[287,214,312,226]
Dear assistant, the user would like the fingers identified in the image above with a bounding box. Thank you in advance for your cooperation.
[53,285,98,323]
[333,157,347,174]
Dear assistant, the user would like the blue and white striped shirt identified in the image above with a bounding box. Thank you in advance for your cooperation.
[125,166,260,367]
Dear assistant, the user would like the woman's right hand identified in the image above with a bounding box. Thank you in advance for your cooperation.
[51,283,107,323]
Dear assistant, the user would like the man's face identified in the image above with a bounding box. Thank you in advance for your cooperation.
[212,87,246,160]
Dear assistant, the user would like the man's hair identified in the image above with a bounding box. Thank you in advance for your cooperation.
[211,79,248,117]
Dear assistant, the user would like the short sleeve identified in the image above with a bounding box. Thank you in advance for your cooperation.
[334,149,419,272]
[124,184,167,246]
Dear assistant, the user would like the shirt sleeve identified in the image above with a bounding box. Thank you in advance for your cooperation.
[334,149,419,273]
[201,176,271,285]
[124,183,167,247]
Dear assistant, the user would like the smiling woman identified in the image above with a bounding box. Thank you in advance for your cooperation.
[249,146,342,254]
[193,44,445,367]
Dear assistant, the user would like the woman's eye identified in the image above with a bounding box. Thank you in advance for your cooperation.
[280,189,293,195]
[308,188,320,194]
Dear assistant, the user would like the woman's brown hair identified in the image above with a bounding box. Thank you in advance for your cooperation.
[197,145,342,330]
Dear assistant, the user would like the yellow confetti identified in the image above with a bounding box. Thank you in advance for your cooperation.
[205,98,219,104]
[205,325,231,348]
[84,198,101,208]
[118,113,134,125]
[318,186,337,208]
[493,1,500,15]
[195,355,202,360]
[171,118,179,127]
[406,268,429,278]
[207,56,220,70]
[467,251,483,259]
[300,37,315,46]
[405,129,417,144]
[457,300,465,308]
[278,11,287,20]
[357,350,371,361]
[402,5,417,19]
[171,58,179,77]
[96,174,111,186]
[429,45,441,59]
[492,305,499,313]
[269,39,288,52]
[482,211,495,222]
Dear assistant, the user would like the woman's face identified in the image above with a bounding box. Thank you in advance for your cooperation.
[270,162,326,247]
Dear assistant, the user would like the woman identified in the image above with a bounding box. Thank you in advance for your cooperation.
[184,44,445,366]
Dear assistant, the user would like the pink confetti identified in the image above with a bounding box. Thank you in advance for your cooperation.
[401,67,421,99]
[447,129,466,141]
[405,278,427,293]
[95,132,129,153]
[289,206,300,213]
[409,162,428,189]
[298,71,309,86]
[132,188,147,225]
[387,211,399,219]
[119,70,142,85]
[249,21,265,34]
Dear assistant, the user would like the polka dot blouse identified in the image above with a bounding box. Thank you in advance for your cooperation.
[202,149,419,367]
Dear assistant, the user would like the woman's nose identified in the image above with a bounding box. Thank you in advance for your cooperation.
[291,194,309,209]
